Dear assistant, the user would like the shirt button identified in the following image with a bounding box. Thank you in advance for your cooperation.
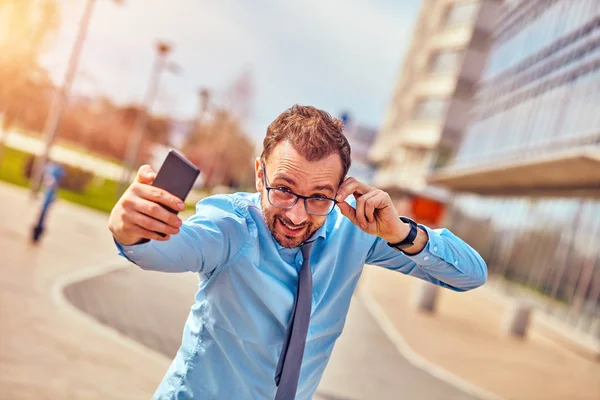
[433,246,438,252]
[424,256,430,261]
[127,250,134,255]
[454,260,459,265]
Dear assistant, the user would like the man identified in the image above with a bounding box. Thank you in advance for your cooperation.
[108,105,487,399]
[32,161,65,243]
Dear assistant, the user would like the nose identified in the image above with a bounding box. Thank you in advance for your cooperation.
[285,199,309,225]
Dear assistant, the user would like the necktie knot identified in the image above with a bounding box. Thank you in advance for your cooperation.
[301,241,313,262]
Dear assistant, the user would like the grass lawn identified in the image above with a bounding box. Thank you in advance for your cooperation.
[0,146,119,213]
[58,176,119,214]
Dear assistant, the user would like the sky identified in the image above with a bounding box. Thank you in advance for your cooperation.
[41,0,420,144]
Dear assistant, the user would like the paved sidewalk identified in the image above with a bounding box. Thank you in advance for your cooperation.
[0,183,168,399]
[361,267,600,400]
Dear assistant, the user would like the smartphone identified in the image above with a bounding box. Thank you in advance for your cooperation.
[151,150,200,230]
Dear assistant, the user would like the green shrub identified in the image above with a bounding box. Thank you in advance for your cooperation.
[1,146,118,213]
[23,155,93,193]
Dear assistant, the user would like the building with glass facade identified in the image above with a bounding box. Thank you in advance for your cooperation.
[369,0,502,196]
[430,0,600,343]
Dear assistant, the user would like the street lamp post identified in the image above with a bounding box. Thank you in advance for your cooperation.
[29,0,124,195]
[196,88,210,128]
[118,41,173,194]
[29,0,98,195]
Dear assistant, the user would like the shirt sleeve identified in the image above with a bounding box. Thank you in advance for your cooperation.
[115,194,251,276]
[365,225,487,292]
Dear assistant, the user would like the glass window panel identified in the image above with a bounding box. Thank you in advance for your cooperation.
[535,88,555,146]
[516,23,534,66]
[519,97,537,147]
[559,77,580,140]
[573,70,599,138]
[571,0,589,26]
[428,50,464,74]
[484,44,502,79]
[591,69,600,136]
[443,2,479,27]
[475,118,491,159]
[412,98,448,121]
[529,91,548,148]
[547,84,569,140]
[523,94,541,147]
[546,1,562,39]
[456,124,476,164]
[504,107,519,154]
[513,101,531,154]
[554,0,571,38]
[563,0,579,34]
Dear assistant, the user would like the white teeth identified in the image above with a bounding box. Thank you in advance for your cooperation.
[280,220,303,230]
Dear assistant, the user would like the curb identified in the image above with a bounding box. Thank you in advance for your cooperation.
[51,259,171,366]
[357,289,506,400]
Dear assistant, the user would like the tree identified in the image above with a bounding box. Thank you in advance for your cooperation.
[0,0,60,117]
[184,108,256,189]
[0,0,61,165]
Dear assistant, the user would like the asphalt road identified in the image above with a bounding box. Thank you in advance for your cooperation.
[65,266,479,400]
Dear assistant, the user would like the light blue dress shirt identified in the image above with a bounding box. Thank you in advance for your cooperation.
[116,192,487,399]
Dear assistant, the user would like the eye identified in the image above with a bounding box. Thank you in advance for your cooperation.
[277,187,292,193]
[311,194,328,199]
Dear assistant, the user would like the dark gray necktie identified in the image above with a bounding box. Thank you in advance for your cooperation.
[274,241,314,400]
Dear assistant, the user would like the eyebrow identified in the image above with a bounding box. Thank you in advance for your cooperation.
[272,175,335,196]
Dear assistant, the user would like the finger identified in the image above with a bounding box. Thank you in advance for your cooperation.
[124,211,180,236]
[362,190,382,224]
[128,224,172,242]
[133,184,186,212]
[354,194,367,229]
[136,165,156,184]
[336,177,359,202]
[336,201,358,226]
[133,198,183,229]
[355,190,378,228]
[336,177,371,203]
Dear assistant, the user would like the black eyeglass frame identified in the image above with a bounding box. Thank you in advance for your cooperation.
[260,161,339,216]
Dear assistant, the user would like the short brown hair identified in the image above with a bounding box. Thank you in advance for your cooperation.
[261,105,351,180]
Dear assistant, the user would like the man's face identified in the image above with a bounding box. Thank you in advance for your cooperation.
[255,142,343,248]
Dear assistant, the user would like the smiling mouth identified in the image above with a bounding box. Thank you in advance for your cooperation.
[277,218,307,235]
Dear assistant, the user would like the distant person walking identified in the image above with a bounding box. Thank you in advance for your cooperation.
[31,161,64,243]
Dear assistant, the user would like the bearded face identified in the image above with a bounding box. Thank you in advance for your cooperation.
[255,142,343,248]
[260,194,320,248]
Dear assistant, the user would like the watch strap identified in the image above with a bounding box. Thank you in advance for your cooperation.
[387,216,418,251]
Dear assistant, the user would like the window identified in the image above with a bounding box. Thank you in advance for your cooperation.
[443,2,479,27]
[428,50,464,74]
[412,98,448,121]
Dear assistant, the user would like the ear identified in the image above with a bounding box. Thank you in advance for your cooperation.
[254,157,263,192]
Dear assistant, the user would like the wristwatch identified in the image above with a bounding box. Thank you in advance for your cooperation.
[387,216,418,252]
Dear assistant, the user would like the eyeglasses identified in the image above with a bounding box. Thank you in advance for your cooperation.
[261,161,337,216]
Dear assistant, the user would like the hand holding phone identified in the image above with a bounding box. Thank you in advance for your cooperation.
[108,150,200,245]
[152,150,200,211]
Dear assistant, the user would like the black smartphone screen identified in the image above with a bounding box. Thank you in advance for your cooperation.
[151,150,200,214]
